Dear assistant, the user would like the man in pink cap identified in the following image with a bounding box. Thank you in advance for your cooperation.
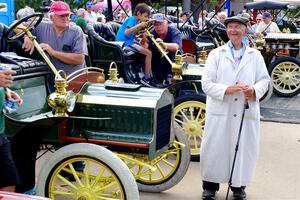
[22,1,88,80]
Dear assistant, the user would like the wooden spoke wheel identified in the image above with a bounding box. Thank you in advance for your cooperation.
[174,94,206,161]
[269,57,300,97]
[37,143,139,200]
[120,124,190,192]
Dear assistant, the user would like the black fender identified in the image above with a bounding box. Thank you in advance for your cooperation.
[167,80,205,99]
[10,117,68,193]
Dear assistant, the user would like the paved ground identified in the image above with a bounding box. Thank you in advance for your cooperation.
[140,121,300,200]
[261,94,300,124]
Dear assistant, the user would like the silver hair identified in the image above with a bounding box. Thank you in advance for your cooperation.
[16,6,35,19]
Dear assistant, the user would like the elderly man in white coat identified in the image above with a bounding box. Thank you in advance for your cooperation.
[200,16,270,200]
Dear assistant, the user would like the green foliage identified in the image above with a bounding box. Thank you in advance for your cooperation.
[15,0,87,12]
[15,0,43,12]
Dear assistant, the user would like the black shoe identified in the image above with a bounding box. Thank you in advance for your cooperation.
[233,189,246,200]
[140,77,160,87]
[202,190,216,200]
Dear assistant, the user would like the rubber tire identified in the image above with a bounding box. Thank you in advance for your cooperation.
[36,143,139,200]
[137,123,191,192]
[174,94,206,162]
[268,56,300,97]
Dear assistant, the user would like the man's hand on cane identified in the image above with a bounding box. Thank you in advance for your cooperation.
[242,85,255,102]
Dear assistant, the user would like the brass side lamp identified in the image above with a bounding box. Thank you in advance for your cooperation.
[255,33,265,51]
[48,71,76,117]
[198,51,208,64]
[106,62,124,83]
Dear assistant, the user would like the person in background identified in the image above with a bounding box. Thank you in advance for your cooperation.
[75,8,88,33]
[241,12,255,46]
[0,70,23,192]
[148,13,182,84]
[200,16,270,200]
[217,11,227,25]
[251,14,262,33]
[295,18,300,33]
[180,12,189,22]
[40,0,52,21]
[117,10,127,23]
[256,12,281,34]
[97,8,106,23]
[22,1,88,77]
[115,3,154,87]
[16,6,35,20]
[198,10,208,30]
[84,1,97,25]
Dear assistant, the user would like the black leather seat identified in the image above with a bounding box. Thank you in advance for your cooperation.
[93,22,116,41]
[106,21,121,37]
[86,25,124,71]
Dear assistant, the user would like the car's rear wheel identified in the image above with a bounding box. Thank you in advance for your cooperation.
[268,57,300,97]
[120,123,190,192]
[174,94,206,161]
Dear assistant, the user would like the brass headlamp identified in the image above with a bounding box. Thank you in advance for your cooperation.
[48,71,76,117]
[172,51,183,81]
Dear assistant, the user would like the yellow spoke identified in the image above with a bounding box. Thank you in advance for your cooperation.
[84,160,90,187]
[92,168,105,188]
[155,163,165,178]
[69,163,84,187]
[179,110,190,122]
[57,174,78,190]
[175,117,185,125]
[94,180,117,192]
[189,107,195,121]
[161,158,175,168]
[193,135,198,148]
[52,190,75,196]
[195,109,202,121]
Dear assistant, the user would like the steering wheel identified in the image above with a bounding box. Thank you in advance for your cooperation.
[4,13,43,41]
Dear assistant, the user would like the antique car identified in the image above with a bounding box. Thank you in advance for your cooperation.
[1,13,191,199]
[245,1,300,97]
[87,19,207,160]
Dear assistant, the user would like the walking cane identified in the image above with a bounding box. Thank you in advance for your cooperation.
[225,102,249,200]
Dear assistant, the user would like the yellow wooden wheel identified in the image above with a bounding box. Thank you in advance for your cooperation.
[269,57,300,97]
[47,157,124,199]
[37,143,139,200]
[120,125,190,192]
[174,94,206,159]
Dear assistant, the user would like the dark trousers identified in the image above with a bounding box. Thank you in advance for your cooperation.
[202,181,245,192]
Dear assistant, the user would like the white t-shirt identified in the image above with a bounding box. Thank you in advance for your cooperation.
[84,11,97,24]
[256,21,281,33]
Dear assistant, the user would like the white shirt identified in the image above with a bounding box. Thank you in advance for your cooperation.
[256,21,281,33]
[84,11,97,24]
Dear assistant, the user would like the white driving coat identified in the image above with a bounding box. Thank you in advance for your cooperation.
[200,43,270,187]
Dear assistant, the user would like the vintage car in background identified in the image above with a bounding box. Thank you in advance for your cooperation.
[1,13,191,199]
[245,1,300,97]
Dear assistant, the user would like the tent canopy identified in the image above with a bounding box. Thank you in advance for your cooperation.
[246,1,289,10]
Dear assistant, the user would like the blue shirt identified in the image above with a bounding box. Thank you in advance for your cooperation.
[228,41,246,65]
[116,16,138,46]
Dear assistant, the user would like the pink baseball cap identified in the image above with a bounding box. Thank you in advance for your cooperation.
[50,1,71,15]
